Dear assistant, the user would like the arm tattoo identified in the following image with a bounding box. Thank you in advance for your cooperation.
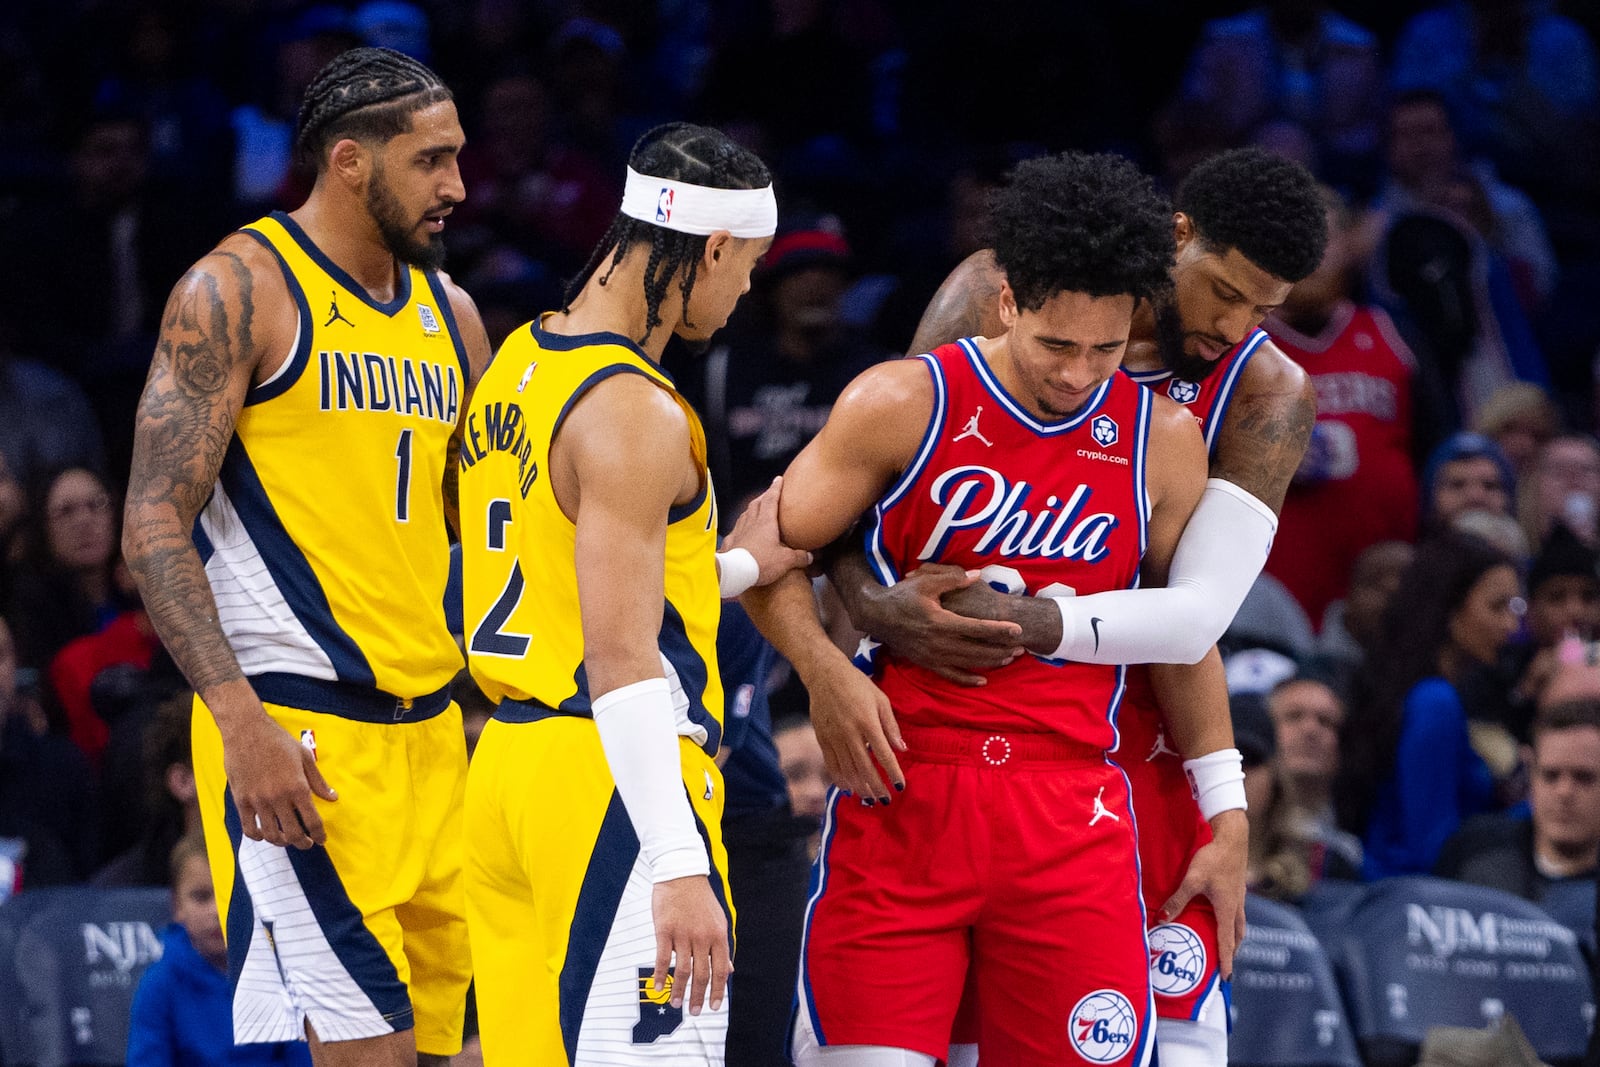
[907,259,1004,355]
[1210,382,1316,515]
[124,252,258,695]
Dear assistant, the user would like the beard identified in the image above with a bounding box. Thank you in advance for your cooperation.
[1154,298,1229,384]
[367,166,447,271]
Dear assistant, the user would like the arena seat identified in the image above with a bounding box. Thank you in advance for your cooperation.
[1229,893,1362,1067]
[1324,877,1594,1067]
[0,886,169,1067]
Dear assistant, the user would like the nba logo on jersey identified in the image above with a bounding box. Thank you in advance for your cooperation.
[634,967,684,1044]
[1148,922,1207,996]
[1068,990,1137,1063]
[1167,379,1201,404]
[417,303,441,334]
[1090,414,1119,448]
[656,187,674,223]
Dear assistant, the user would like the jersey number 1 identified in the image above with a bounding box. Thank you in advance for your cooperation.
[395,428,413,523]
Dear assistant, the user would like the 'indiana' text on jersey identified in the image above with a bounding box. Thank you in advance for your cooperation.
[865,340,1153,750]
[458,318,725,755]
[194,213,468,700]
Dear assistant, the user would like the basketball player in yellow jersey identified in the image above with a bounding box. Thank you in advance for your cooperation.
[458,123,808,1066]
[122,49,491,1067]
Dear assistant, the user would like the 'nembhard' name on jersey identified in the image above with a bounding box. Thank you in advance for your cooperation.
[318,349,460,424]
[456,399,538,500]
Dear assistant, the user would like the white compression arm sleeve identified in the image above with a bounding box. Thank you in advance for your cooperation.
[592,677,709,883]
[1048,479,1278,665]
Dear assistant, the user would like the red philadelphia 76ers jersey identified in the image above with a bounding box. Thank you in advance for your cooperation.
[864,339,1154,751]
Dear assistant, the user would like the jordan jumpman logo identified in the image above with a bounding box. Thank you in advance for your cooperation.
[1146,726,1179,762]
[1089,786,1121,826]
[324,292,354,327]
[953,405,993,446]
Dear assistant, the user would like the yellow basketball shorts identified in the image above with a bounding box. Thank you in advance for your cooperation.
[465,713,734,1066]
[193,689,471,1055]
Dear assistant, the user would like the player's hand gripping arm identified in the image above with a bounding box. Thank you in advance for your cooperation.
[715,476,813,598]
[741,360,931,802]
[1149,650,1248,978]
[569,374,729,1016]
[123,241,336,850]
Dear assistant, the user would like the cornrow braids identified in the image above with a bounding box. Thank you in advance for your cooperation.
[564,123,771,346]
[295,47,452,172]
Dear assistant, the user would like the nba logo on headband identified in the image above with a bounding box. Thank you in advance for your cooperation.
[621,167,777,238]
[656,187,674,223]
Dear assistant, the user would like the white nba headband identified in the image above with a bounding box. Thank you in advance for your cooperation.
[619,167,777,239]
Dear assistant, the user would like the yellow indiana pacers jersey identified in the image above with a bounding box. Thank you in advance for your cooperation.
[195,212,466,701]
[459,317,725,754]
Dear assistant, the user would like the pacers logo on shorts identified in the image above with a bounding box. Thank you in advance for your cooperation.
[1068,989,1137,1063]
[1148,922,1208,997]
[634,967,684,1044]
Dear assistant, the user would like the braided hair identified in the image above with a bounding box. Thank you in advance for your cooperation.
[294,47,452,172]
[565,123,771,346]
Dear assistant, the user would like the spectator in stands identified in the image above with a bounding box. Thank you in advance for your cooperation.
[48,578,159,768]
[0,615,99,882]
[1177,2,1384,187]
[1265,185,1419,627]
[672,213,886,528]
[95,693,197,888]
[1390,0,1599,204]
[1316,540,1415,682]
[1374,89,1558,310]
[1473,381,1561,479]
[0,448,22,575]
[1460,525,1600,763]
[0,332,106,489]
[1268,672,1364,876]
[1340,533,1518,878]
[1436,700,1600,936]
[774,713,830,846]
[127,832,312,1065]
[1517,435,1600,550]
[1420,432,1515,534]
[5,467,128,673]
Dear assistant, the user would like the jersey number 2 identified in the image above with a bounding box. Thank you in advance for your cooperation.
[470,499,531,657]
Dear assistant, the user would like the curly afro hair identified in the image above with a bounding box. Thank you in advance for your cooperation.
[1176,148,1327,283]
[989,152,1174,314]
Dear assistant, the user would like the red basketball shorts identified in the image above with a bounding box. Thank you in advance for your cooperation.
[1120,733,1222,1023]
[795,723,1154,1065]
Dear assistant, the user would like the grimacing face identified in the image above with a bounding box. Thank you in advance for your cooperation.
[998,287,1136,421]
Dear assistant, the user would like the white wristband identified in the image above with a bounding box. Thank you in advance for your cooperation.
[592,678,710,883]
[1184,748,1248,820]
[717,547,760,599]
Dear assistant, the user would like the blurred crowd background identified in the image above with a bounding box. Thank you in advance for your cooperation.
[1,1,1599,1064]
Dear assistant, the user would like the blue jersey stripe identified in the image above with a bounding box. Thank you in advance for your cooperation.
[240,229,313,406]
[423,270,473,387]
[1202,329,1267,455]
[217,437,375,686]
[793,787,844,1054]
[560,792,639,1065]
[963,338,1111,435]
[269,211,413,316]
[660,599,722,756]
[866,353,945,585]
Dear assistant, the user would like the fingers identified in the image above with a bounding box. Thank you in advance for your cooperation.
[235,799,266,843]
[709,933,732,1012]
[1217,902,1242,979]
[926,663,991,687]
[872,699,907,792]
[653,933,673,999]
[877,693,908,754]
[1161,877,1199,924]
[900,565,984,600]
[933,611,1025,645]
[686,937,712,1016]
[303,754,340,802]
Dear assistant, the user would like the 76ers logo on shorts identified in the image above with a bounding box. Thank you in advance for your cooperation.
[1167,379,1201,404]
[1068,989,1137,1063]
[1148,922,1208,997]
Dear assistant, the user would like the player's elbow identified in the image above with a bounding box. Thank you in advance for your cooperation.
[1169,598,1230,664]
